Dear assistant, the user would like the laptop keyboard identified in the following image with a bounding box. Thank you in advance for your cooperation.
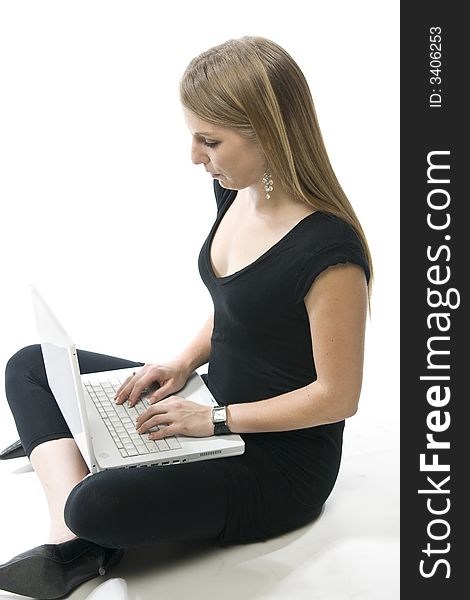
[84,379,182,458]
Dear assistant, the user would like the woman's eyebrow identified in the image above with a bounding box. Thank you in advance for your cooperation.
[194,131,218,137]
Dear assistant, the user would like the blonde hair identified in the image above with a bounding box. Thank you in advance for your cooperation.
[180,36,374,306]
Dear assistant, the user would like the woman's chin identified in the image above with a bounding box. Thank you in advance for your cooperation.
[217,177,238,191]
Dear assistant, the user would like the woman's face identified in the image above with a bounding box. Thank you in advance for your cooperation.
[183,108,266,190]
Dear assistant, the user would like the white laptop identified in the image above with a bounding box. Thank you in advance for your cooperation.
[30,285,244,473]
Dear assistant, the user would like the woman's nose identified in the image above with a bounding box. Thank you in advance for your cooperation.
[190,140,207,166]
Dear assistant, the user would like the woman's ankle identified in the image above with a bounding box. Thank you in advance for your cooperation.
[48,531,78,544]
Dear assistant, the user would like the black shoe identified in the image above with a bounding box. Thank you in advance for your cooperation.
[0,538,124,599]
[0,439,26,460]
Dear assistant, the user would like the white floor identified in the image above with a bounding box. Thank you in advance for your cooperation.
[0,403,399,600]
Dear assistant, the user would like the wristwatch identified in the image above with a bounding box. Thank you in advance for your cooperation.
[212,405,231,435]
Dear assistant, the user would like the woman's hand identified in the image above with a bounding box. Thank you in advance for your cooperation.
[114,361,191,407]
[136,397,213,439]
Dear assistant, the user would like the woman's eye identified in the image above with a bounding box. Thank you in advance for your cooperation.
[203,140,219,148]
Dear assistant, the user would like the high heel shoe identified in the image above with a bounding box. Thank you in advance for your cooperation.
[0,439,26,460]
[0,537,124,599]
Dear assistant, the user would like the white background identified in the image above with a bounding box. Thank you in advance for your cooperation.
[0,1,399,597]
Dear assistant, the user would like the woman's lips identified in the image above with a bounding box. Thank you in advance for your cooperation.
[205,168,222,177]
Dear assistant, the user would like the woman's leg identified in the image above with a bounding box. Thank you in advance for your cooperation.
[64,459,230,549]
[30,439,89,543]
[4,344,144,543]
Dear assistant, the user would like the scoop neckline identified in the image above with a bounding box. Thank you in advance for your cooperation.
[207,189,321,283]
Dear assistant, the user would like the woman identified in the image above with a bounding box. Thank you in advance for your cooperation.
[0,36,372,599]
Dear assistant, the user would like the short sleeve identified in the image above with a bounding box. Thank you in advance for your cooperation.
[294,224,370,303]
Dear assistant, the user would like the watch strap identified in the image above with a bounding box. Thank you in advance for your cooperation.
[214,421,232,435]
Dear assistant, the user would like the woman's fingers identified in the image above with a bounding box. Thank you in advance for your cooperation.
[115,368,155,406]
[136,412,169,434]
[135,401,170,432]
[135,398,169,425]
[126,373,158,406]
[146,383,174,405]
[114,373,137,403]
[115,372,136,396]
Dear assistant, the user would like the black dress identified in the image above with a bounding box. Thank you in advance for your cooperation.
[196,180,371,544]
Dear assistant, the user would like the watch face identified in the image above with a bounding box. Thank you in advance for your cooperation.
[213,406,226,423]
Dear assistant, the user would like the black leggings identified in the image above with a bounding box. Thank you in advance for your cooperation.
[4,345,329,548]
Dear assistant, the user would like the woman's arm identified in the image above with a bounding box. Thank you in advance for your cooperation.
[226,263,368,432]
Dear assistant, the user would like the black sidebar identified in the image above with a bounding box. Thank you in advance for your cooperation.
[401,2,467,597]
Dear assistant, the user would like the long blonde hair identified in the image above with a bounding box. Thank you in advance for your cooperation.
[180,36,373,305]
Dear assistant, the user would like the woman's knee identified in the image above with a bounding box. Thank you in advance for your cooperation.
[5,344,43,384]
[64,473,121,548]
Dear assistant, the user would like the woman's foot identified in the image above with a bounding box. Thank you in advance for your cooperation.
[0,538,124,599]
[0,439,25,460]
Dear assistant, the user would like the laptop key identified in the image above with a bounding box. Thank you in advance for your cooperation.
[111,433,123,446]
[125,406,139,419]
[155,439,170,452]
[166,437,182,450]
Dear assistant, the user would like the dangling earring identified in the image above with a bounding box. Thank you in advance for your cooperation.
[262,171,273,200]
